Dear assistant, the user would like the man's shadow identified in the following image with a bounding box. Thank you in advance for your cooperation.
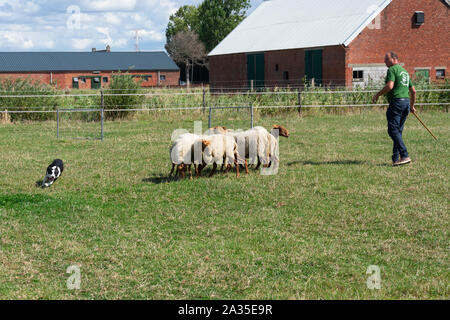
[288,160,366,166]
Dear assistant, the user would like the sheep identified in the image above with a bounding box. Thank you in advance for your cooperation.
[250,125,288,169]
[197,134,241,178]
[204,125,228,135]
[169,133,203,179]
[203,124,288,173]
[253,124,290,138]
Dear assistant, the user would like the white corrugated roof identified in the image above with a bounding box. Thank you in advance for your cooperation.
[209,0,392,56]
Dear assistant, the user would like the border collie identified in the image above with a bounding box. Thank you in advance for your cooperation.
[43,159,64,187]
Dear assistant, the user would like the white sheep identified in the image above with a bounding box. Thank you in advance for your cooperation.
[169,133,205,179]
[198,134,241,178]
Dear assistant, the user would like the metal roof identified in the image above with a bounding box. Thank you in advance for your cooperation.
[0,51,179,72]
[209,0,392,56]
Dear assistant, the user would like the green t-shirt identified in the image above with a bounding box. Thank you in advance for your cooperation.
[385,64,413,101]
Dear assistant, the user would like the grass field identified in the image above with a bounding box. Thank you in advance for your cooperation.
[0,109,448,299]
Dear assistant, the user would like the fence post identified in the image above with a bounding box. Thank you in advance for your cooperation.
[297,87,302,117]
[56,109,59,138]
[101,89,104,109]
[100,108,104,141]
[250,103,254,128]
[250,79,254,92]
[202,88,206,113]
[208,105,212,129]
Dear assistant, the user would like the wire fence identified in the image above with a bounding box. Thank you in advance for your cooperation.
[0,87,448,114]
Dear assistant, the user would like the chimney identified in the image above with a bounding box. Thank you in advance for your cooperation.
[92,48,96,52]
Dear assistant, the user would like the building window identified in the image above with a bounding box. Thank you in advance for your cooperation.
[283,71,289,80]
[415,69,430,83]
[72,77,79,89]
[353,70,364,81]
[160,74,166,81]
[275,64,279,72]
[103,77,108,83]
[436,69,445,79]
[80,78,86,84]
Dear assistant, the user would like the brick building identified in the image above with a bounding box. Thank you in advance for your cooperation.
[208,0,449,88]
[0,49,180,89]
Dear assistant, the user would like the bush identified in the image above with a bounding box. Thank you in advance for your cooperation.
[0,77,59,121]
[103,71,145,120]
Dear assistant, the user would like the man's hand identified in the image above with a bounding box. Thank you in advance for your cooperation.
[409,86,416,114]
[372,94,379,104]
[373,81,394,104]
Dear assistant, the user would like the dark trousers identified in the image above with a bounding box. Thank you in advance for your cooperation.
[386,98,410,162]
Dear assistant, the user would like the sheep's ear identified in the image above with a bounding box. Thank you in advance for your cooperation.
[202,140,210,148]
[272,124,280,129]
[221,126,227,130]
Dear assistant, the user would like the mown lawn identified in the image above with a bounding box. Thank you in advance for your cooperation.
[0,110,448,299]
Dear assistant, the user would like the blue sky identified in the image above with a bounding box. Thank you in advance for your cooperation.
[0,0,264,52]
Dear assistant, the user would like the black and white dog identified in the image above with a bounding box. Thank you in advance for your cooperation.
[42,159,64,187]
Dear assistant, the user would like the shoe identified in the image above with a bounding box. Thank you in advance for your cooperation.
[393,157,411,166]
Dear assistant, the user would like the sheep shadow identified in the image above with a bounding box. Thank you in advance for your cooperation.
[142,176,175,184]
[288,160,366,166]
[142,167,240,184]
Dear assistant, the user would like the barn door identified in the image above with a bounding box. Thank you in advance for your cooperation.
[247,53,265,88]
[305,49,323,85]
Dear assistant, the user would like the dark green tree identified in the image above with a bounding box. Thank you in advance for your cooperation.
[165,5,200,44]
[198,0,250,52]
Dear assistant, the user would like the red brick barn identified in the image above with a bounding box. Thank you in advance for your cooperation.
[208,0,449,89]
[0,49,180,89]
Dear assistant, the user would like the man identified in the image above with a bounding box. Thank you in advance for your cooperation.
[373,52,416,166]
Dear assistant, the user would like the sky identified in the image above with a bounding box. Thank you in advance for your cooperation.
[0,0,264,52]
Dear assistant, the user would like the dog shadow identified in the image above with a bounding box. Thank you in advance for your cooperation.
[288,160,366,166]
[35,180,44,188]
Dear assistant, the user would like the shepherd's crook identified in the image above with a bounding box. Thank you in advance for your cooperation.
[412,112,437,141]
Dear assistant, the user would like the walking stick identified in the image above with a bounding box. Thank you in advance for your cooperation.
[412,112,437,141]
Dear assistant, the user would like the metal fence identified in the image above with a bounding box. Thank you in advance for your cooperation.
[1,86,448,114]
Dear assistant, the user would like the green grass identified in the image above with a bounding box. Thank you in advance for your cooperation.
[0,110,448,299]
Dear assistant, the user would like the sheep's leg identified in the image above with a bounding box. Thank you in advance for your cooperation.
[234,157,240,178]
[188,164,192,179]
[197,163,205,177]
[209,163,217,177]
[244,159,249,174]
[169,163,175,177]
[255,158,261,170]
[177,164,185,179]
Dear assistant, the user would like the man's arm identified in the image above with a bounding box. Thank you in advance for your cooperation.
[409,86,416,113]
[372,81,394,103]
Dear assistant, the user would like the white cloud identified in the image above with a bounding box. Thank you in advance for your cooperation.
[0,0,260,52]
[72,38,94,50]
[23,1,40,14]
[81,0,136,12]
[104,12,122,25]
[139,29,164,42]
[2,31,34,49]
